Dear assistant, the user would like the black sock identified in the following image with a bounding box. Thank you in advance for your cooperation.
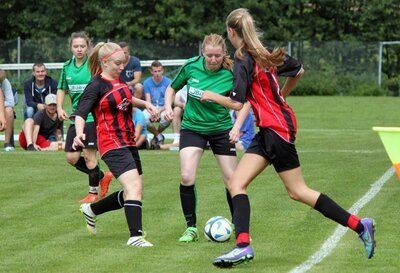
[232,194,250,238]
[180,184,197,227]
[226,188,234,221]
[124,200,143,237]
[88,165,100,188]
[74,156,89,174]
[91,191,124,215]
[314,193,350,227]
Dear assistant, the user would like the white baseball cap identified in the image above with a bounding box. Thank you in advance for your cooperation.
[45,94,57,105]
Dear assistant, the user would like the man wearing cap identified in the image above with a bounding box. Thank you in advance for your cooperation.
[19,93,64,151]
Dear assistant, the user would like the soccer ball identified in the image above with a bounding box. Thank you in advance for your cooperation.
[204,216,233,242]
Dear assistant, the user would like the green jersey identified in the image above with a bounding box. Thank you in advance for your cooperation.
[171,56,233,134]
[58,56,94,123]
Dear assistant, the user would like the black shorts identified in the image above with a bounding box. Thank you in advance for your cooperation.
[65,122,98,152]
[180,129,236,156]
[102,146,142,178]
[246,127,300,172]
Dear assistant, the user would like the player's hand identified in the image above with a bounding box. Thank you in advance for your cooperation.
[72,134,86,150]
[229,127,240,144]
[200,90,213,102]
[164,106,174,122]
[146,102,159,122]
[58,109,68,121]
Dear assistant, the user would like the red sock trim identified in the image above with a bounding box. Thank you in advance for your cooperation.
[236,232,250,245]
[347,214,360,231]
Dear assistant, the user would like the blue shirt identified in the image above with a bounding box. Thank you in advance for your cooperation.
[132,108,147,137]
[120,56,141,83]
[143,76,172,107]
[231,110,255,149]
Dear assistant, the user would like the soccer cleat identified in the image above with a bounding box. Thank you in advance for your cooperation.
[79,193,99,203]
[80,203,97,235]
[127,235,153,247]
[359,218,376,259]
[178,227,199,243]
[213,245,254,268]
[99,172,113,198]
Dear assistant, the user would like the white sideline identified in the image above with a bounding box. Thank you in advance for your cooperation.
[289,167,395,273]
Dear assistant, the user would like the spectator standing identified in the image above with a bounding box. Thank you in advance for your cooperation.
[19,94,64,151]
[23,63,58,119]
[143,60,172,145]
[0,69,15,151]
[118,42,144,99]
[57,31,113,203]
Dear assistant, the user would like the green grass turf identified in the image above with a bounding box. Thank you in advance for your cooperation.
[1,96,399,272]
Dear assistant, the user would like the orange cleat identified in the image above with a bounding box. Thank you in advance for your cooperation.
[79,193,100,203]
[99,171,113,198]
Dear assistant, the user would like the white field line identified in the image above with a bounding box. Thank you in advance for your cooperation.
[289,167,395,273]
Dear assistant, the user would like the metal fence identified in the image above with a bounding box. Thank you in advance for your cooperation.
[0,38,399,91]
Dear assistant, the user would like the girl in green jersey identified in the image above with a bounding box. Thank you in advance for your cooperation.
[164,34,250,243]
[56,31,113,203]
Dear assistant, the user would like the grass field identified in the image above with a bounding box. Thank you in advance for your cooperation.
[1,96,399,273]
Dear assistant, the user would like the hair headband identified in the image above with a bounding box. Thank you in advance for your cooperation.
[101,48,124,62]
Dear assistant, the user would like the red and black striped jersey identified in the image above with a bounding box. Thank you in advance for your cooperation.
[71,74,135,157]
[230,51,303,143]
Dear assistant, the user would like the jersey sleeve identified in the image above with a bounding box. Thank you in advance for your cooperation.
[230,54,254,103]
[277,55,303,77]
[171,57,199,91]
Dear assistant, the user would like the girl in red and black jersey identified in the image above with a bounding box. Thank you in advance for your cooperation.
[202,8,376,268]
[71,42,158,247]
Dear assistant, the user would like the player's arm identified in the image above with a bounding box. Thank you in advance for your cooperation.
[229,102,251,143]
[57,89,69,120]
[280,67,304,97]
[200,91,243,111]
[164,85,176,121]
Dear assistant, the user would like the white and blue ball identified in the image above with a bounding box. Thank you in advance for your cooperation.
[204,216,233,242]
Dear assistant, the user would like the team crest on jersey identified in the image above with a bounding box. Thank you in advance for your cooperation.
[117,98,131,111]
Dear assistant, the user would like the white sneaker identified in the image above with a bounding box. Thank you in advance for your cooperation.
[80,203,97,235]
[127,235,153,247]
[4,145,15,152]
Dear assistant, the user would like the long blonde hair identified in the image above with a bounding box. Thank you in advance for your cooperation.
[88,42,121,76]
[202,33,233,70]
[226,8,285,70]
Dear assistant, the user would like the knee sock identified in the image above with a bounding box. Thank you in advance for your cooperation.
[88,165,100,193]
[232,194,251,247]
[74,156,89,174]
[91,191,124,215]
[124,200,143,237]
[226,188,234,221]
[180,184,197,227]
[314,193,364,233]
